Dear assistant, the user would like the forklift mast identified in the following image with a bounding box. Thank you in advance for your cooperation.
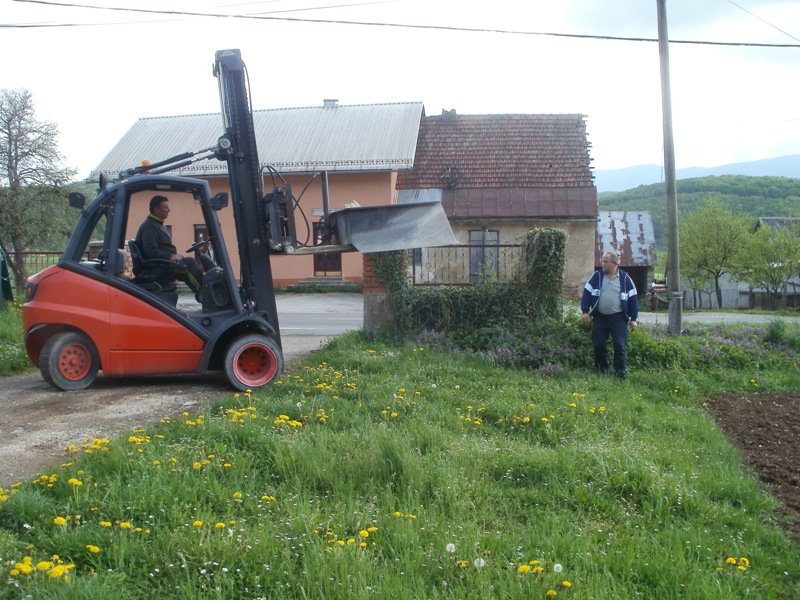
[213,49,282,343]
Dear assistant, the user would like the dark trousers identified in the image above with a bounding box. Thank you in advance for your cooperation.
[166,257,204,298]
[591,312,628,378]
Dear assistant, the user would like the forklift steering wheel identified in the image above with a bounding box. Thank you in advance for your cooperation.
[186,240,207,253]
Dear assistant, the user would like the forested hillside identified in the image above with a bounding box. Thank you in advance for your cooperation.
[599,175,800,248]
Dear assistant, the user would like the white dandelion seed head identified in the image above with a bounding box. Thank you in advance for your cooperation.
[446,543,456,553]
[474,558,485,569]
[554,563,563,573]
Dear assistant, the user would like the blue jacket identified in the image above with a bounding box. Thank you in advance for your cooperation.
[581,268,639,321]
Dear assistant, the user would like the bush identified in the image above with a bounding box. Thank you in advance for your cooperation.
[387,228,567,336]
[627,328,690,370]
[0,304,31,375]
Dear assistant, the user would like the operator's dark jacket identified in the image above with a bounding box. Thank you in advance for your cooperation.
[135,214,177,261]
[580,268,639,321]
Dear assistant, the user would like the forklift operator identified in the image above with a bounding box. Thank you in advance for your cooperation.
[135,195,205,302]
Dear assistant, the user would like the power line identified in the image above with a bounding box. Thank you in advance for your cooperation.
[726,0,800,44]
[6,0,800,48]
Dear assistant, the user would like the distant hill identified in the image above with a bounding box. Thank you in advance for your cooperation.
[594,155,800,193]
[599,174,800,249]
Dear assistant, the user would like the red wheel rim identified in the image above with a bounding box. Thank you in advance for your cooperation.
[233,343,278,387]
[58,344,91,381]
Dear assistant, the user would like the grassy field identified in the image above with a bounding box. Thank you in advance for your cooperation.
[1,319,799,598]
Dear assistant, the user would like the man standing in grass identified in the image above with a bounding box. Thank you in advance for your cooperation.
[581,251,638,379]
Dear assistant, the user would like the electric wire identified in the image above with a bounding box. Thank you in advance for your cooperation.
[4,0,799,48]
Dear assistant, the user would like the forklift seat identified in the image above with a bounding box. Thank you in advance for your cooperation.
[126,240,179,306]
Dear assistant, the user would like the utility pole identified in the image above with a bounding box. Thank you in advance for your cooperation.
[657,0,683,334]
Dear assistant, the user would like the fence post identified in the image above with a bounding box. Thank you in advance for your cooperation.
[362,254,392,331]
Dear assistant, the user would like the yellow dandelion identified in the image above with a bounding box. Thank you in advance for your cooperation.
[215,522,226,529]
[53,516,67,526]
[193,520,203,527]
[518,565,531,573]
[86,545,100,554]
[48,564,69,578]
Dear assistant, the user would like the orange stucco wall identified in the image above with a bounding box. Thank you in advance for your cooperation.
[126,171,397,287]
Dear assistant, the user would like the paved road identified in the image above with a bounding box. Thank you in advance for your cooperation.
[178,293,363,336]
[184,293,800,331]
[637,310,799,326]
[276,293,363,336]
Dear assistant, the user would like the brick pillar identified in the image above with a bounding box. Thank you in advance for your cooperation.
[362,254,391,331]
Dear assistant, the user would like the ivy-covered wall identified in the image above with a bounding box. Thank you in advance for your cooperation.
[366,228,567,335]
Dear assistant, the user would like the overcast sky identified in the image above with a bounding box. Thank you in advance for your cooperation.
[2,0,799,180]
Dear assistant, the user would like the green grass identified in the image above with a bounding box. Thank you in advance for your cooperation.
[1,331,799,599]
[0,304,30,376]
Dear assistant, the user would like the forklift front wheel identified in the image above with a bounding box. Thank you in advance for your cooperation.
[40,331,100,391]
[224,334,284,391]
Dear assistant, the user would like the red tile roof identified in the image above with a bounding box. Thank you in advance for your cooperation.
[397,111,597,219]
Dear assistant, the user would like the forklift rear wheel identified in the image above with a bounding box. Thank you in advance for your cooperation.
[224,334,283,391]
[40,332,100,391]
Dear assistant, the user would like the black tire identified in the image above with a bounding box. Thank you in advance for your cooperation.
[40,332,100,391]
[224,334,283,391]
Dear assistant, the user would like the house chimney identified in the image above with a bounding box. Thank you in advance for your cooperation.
[441,108,457,120]
[323,99,339,108]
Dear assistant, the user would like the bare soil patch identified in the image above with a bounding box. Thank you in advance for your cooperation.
[704,391,800,545]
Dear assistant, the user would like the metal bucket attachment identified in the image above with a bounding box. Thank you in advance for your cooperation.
[325,201,457,253]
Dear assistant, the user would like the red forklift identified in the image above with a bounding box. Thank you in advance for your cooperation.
[21,49,454,392]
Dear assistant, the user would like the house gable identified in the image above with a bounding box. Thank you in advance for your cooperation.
[396,111,597,220]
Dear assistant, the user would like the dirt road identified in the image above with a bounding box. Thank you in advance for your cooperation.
[0,335,332,488]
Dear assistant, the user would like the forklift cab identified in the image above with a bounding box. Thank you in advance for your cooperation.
[64,175,235,313]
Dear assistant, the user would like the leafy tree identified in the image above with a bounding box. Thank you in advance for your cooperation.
[735,224,800,310]
[0,88,76,289]
[679,199,751,308]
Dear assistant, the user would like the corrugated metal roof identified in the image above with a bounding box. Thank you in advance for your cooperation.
[756,217,800,232]
[91,101,424,179]
[596,211,657,267]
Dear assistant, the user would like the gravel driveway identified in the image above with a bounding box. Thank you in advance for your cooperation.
[0,293,364,488]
